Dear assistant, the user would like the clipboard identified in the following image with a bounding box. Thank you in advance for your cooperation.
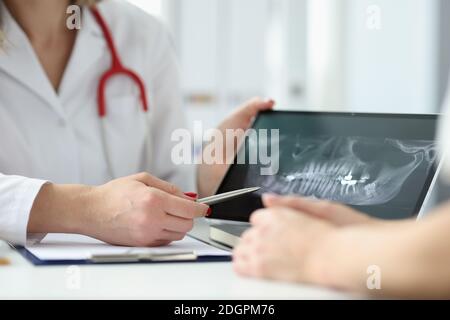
[15,247,231,266]
[15,234,232,266]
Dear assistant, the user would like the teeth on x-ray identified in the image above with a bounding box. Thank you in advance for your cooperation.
[250,136,436,206]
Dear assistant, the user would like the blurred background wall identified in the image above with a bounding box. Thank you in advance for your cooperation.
[130,0,446,118]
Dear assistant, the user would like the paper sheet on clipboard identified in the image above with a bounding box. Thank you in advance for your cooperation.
[25,233,231,261]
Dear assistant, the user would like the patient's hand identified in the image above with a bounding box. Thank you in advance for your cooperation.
[262,194,380,227]
[233,204,335,282]
[233,194,379,283]
[234,196,450,298]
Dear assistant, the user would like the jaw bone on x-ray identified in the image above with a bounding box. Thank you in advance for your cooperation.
[249,135,437,206]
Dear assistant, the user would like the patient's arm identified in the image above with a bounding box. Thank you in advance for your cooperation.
[233,194,450,298]
[306,202,450,298]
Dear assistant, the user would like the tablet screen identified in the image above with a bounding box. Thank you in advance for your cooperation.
[210,111,438,221]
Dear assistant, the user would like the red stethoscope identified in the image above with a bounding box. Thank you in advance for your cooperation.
[90,7,150,178]
[90,6,149,118]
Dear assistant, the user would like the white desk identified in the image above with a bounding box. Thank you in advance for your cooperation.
[0,219,350,299]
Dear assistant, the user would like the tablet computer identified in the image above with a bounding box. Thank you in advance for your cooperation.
[208,111,440,221]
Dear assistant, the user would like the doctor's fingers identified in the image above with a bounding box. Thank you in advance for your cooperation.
[158,230,187,242]
[147,240,172,247]
[163,192,210,219]
[235,97,275,121]
[162,214,195,233]
[132,172,189,199]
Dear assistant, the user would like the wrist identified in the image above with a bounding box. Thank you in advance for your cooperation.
[66,184,98,236]
[28,183,95,235]
[302,226,341,287]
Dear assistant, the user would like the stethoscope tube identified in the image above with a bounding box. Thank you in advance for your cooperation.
[90,6,150,179]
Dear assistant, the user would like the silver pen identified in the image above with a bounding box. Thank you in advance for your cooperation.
[197,187,261,205]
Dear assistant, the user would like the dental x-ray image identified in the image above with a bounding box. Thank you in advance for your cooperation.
[211,112,439,221]
[251,136,437,206]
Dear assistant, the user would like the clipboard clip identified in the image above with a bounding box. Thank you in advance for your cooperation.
[90,251,198,263]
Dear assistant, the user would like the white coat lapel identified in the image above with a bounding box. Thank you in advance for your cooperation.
[58,7,106,115]
[0,2,64,119]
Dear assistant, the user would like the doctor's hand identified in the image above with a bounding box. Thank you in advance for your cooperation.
[217,97,275,136]
[85,173,210,246]
[29,173,209,247]
[197,97,275,197]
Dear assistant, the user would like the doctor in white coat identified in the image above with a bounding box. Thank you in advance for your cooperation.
[0,0,274,246]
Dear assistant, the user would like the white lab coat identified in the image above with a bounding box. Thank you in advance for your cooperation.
[0,0,195,244]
